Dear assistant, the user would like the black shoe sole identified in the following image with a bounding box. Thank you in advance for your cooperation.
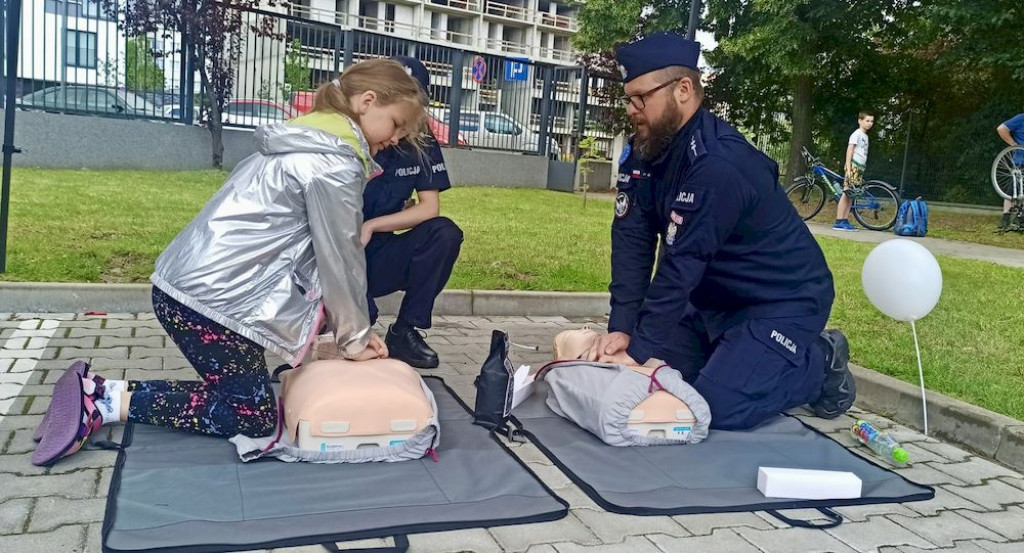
[811,330,856,419]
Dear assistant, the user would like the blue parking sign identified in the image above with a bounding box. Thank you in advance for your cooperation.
[504,58,529,82]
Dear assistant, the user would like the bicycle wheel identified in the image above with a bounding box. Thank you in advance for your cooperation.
[851,181,900,231]
[991,146,1024,201]
[785,177,825,221]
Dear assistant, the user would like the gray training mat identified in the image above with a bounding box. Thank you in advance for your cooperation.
[512,382,933,522]
[102,377,568,553]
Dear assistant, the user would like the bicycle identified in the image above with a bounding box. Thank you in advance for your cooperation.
[991,145,1024,233]
[785,147,901,231]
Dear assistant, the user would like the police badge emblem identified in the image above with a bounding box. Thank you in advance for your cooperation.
[666,222,678,245]
[614,192,630,219]
[670,211,684,225]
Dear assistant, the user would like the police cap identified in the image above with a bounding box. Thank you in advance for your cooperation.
[390,55,430,92]
[615,32,700,83]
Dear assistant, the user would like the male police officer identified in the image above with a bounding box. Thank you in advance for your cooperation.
[361,56,464,369]
[597,33,855,430]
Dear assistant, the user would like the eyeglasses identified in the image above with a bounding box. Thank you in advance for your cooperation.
[620,78,682,110]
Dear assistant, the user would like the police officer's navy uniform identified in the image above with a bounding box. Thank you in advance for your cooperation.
[364,139,462,330]
[610,33,847,430]
[363,56,464,368]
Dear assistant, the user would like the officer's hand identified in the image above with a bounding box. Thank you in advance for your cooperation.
[597,331,630,357]
[351,333,389,361]
[598,350,637,366]
[360,221,376,246]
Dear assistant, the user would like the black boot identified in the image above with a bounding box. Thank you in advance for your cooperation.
[809,329,856,419]
[385,321,439,369]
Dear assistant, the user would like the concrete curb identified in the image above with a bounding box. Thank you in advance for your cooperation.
[3,282,1021,471]
[0,282,613,318]
[852,364,1024,473]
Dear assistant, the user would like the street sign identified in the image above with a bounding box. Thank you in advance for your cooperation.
[471,56,487,83]
[504,57,529,82]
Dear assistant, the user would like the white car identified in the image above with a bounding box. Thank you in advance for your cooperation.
[430,108,561,157]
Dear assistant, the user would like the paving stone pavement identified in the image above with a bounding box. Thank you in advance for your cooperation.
[2,312,1024,553]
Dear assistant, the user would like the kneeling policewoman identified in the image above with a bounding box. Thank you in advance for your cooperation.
[597,33,856,430]
[361,56,464,369]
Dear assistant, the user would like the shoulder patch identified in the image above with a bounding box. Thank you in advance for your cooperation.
[618,141,633,165]
[687,130,707,163]
[614,191,631,219]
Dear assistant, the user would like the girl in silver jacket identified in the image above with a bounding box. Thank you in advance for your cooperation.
[37,60,429,464]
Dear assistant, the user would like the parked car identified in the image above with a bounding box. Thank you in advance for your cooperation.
[222,99,297,127]
[429,108,560,157]
[290,90,466,146]
[137,90,181,108]
[18,85,162,118]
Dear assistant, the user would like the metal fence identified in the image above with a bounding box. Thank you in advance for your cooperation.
[6,0,609,161]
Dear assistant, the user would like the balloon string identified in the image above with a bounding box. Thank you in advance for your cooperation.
[910,319,928,435]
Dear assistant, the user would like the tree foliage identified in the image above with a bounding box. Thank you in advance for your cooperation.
[125,36,166,92]
[574,0,1023,203]
[100,0,282,168]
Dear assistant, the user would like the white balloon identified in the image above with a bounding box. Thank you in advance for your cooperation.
[861,239,943,322]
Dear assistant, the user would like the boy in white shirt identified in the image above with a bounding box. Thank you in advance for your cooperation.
[834,111,875,231]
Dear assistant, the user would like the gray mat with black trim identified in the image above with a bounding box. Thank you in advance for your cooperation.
[512,382,933,519]
[102,377,568,553]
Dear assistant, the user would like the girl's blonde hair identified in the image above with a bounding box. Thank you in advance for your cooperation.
[313,58,429,144]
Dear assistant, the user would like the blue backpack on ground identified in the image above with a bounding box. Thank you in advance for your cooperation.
[894,197,929,237]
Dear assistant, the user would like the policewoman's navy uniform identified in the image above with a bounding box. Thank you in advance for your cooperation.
[364,135,462,330]
[610,34,837,430]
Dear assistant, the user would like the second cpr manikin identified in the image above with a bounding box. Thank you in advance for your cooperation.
[536,325,712,447]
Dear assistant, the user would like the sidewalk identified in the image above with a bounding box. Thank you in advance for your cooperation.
[807,223,1024,269]
[2,312,1024,553]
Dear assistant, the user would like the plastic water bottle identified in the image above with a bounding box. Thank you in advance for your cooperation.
[851,420,909,465]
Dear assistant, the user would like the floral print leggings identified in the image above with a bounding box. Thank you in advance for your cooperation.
[127,287,278,438]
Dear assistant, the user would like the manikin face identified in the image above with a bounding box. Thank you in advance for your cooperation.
[553,326,602,361]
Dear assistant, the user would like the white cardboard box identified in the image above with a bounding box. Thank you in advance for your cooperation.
[757,467,862,500]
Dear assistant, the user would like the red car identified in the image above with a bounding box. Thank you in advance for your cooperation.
[290,90,466,146]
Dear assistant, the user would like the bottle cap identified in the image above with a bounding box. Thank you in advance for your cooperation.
[892,447,909,464]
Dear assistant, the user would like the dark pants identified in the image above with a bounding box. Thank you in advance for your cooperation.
[135,287,278,438]
[659,313,827,430]
[365,216,463,329]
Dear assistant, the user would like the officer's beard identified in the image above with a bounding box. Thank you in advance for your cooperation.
[635,102,685,162]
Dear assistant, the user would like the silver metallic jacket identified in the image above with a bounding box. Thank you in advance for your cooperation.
[151,121,381,365]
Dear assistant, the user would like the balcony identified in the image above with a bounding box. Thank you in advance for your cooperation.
[428,0,481,15]
[484,1,532,24]
[485,37,528,55]
[537,12,578,32]
[538,46,574,63]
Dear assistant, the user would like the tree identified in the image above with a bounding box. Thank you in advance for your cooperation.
[125,36,166,92]
[573,0,690,136]
[100,0,282,168]
[283,38,312,95]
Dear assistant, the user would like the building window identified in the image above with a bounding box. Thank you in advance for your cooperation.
[66,30,98,69]
[45,0,107,19]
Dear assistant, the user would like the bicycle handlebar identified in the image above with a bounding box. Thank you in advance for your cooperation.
[801,147,819,166]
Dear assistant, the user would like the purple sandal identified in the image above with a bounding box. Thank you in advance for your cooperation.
[32,363,103,467]
[33,361,90,443]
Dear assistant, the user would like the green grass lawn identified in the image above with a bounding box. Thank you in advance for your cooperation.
[2,168,1023,420]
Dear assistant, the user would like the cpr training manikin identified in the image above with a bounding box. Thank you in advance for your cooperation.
[536,325,712,447]
[229,335,440,463]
